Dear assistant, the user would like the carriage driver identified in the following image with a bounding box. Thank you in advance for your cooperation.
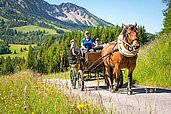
[70,39,79,62]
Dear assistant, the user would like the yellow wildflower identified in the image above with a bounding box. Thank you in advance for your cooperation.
[77,103,90,109]
[15,104,18,107]
[1,96,6,100]
[9,86,12,89]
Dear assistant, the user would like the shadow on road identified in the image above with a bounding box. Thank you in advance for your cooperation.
[132,86,171,94]
[84,83,171,94]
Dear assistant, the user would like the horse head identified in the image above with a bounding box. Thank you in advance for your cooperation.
[122,22,140,51]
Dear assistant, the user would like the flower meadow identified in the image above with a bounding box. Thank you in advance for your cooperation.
[0,71,101,114]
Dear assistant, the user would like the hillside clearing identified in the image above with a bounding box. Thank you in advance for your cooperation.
[0,16,8,21]
[12,25,57,34]
[0,44,36,58]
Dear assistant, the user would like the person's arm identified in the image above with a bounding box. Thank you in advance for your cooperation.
[91,38,95,47]
[71,47,76,55]
[81,43,86,49]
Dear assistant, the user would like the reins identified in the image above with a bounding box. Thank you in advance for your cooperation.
[86,44,118,72]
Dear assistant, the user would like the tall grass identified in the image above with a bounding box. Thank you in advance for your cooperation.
[43,71,70,79]
[0,71,101,113]
[133,33,171,88]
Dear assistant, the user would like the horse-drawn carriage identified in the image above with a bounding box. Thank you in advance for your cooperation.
[69,47,123,91]
[69,22,140,94]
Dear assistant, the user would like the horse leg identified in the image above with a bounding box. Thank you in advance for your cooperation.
[105,67,112,91]
[112,64,120,92]
[127,67,135,95]
[96,72,99,90]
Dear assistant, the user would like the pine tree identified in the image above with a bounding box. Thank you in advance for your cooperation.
[20,48,23,52]
[4,56,14,74]
[13,50,17,54]
[162,0,171,33]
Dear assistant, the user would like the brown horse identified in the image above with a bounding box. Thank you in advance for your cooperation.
[101,22,139,95]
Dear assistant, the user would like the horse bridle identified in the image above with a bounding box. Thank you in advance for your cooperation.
[123,27,139,51]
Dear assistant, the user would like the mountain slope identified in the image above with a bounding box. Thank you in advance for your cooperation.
[57,3,113,26]
[0,0,113,30]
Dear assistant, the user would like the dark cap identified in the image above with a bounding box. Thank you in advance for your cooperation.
[95,38,100,41]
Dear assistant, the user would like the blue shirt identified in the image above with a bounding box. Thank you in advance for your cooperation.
[82,38,93,50]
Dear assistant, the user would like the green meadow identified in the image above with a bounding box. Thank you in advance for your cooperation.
[12,25,57,34]
[0,16,8,21]
[0,44,36,58]
[0,71,102,114]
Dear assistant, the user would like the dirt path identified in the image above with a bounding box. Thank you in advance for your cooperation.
[45,79,171,114]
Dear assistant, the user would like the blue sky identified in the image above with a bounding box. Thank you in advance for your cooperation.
[45,0,166,34]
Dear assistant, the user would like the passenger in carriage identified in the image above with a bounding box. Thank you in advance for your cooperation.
[94,38,100,47]
[81,31,94,52]
[94,38,103,52]
[80,31,94,58]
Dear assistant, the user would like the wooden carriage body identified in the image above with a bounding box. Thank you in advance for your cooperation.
[85,51,104,69]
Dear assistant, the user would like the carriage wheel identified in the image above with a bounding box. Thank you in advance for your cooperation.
[77,70,84,91]
[70,68,76,89]
[119,70,123,88]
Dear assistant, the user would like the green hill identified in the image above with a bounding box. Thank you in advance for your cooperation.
[13,25,57,34]
[0,44,36,58]
[0,15,8,21]
[133,33,171,88]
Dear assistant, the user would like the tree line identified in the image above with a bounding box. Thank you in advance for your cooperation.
[0,18,64,44]
[0,41,11,54]
[0,56,25,75]
[162,0,171,33]
[0,27,50,45]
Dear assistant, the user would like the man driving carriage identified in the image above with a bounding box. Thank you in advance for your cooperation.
[69,39,80,63]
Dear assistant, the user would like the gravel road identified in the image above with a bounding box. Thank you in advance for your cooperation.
[45,79,171,114]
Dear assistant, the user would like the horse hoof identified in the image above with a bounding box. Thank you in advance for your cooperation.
[115,88,119,91]
[111,89,115,93]
[127,90,133,95]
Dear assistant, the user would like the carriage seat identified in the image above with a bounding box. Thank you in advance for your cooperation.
[93,45,103,52]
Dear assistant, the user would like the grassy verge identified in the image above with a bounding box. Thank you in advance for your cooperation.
[0,71,102,114]
[0,44,36,58]
[43,71,70,79]
[133,33,171,88]
[12,25,57,34]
